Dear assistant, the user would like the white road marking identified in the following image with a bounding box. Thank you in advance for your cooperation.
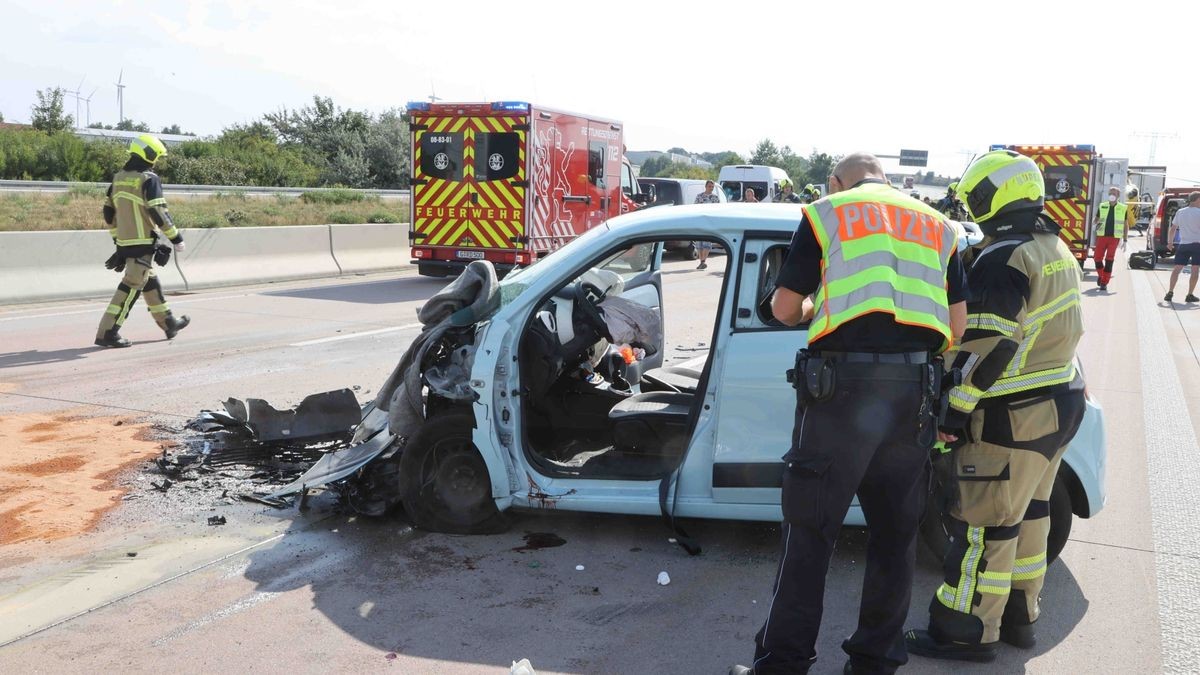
[0,292,262,322]
[289,323,423,347]
[1133,271,1200,671]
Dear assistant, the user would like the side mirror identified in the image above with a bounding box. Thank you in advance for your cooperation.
[632,190,654,205]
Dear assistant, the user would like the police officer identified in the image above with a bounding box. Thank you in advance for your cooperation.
[1090,185,1135,291]
[94,134,190,348]
[732,153,968,675]
[905,150,1087,662]
[774,179,803,204]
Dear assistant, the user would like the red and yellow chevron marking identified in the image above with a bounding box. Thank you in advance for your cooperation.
[412,115,528,250]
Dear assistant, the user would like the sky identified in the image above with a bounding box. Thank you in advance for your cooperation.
[2,0,1198,181]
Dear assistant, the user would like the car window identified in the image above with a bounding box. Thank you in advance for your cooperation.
[735,241,806,331]
[681,183,703,204]
[621,162,634,195]
[588,141,606,188]
[597,242,656,279]
[652,182,682,206]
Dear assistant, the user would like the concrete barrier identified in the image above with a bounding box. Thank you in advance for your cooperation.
[172,225,341,290]
[0,230,187,305]
[0,223,414,306]
[329,223,409,274]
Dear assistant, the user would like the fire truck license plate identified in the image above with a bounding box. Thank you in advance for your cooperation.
[455,250,485,260]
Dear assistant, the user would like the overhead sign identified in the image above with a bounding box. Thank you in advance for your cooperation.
[899,149,928,167]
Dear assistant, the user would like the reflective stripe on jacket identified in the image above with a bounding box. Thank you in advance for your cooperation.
[106,170,178,246]
[804,182,958,351]
[1096,202,1129,238]
[947,232,1083,415]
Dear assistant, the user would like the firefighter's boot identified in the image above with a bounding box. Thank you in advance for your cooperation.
[163,313,191,339]
[95,328,132,349]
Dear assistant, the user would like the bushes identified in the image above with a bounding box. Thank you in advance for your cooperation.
[300,188,366,205]
[0,130,125,182]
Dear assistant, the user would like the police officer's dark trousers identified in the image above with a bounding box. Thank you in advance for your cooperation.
[753,359,931,674]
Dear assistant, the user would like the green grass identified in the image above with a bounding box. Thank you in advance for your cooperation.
[0,191,408,231]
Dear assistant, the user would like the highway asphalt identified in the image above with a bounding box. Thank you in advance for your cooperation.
[0,247,1197,673]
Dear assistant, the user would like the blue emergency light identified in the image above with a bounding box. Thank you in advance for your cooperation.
[406,102,431,112]
[491,101,530,112]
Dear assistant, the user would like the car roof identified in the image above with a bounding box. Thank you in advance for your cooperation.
[608,202,802,237]
[637,177,708,185]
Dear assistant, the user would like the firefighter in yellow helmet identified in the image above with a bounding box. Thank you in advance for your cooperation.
[95,134,189,348]
[773,179,803,204]
[906,150,1086,662]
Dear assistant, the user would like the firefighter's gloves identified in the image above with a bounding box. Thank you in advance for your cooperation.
[104,251,125,273]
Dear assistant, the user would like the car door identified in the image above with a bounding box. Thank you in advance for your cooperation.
[710,234,808,503]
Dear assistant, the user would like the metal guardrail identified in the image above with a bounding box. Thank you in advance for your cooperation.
[0,179,409,198]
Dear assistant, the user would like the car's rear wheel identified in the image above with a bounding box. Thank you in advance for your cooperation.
[398,412,507,534]
[921,464,1073,565]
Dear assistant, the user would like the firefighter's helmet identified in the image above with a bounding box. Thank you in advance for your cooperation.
[947,181,959,194]
[129,134,168,165]
[958,150,1044,223]
[1127,185,1140,200]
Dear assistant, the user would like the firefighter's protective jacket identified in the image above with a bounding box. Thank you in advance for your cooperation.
[104,166,181,256]
[943,230,1084,429]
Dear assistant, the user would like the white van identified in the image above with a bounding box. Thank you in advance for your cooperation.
[718,164,793,203]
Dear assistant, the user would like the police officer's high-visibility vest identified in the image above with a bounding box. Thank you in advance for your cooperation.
[108,170,174,247]
[1096,201,1128,238]
[804,182,957,351]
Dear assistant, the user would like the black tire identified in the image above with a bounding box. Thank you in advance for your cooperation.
[398,412,507,534]
[921,465,1073,565]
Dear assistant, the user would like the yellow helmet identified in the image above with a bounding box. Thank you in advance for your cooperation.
[958,150,1044,223]
[129,134,168,165]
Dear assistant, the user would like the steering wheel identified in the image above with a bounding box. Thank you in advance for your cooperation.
[574,281,613,342]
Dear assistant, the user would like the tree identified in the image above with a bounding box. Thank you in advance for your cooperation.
[364,108,410,188]
[161,124,185,135]
[0,111,5,122]
[749,139,781,166]
[638,154,671,177]
[703,151,744,172]
[666,146,689,156]
[798,151,839,189]
[115,119,151,132]
[30,88,74,133]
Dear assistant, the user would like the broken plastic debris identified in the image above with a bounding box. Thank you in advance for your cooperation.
[657,571,671,586]
[207,515,227,526]
[668,538,677,544]
[510,659,537,675]
[575,564,585,571]
[385,652,398,661]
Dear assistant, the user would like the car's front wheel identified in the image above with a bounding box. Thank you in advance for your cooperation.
[921,463,1073,565]
[398,412,507,534]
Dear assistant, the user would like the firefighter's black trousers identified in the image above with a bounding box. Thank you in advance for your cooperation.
[753,360,930,675]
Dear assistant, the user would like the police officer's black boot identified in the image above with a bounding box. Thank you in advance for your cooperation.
[163,313,191,339]
[95,328,132,348]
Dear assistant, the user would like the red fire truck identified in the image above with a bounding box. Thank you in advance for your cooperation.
[991,144,1129,269]
[406,101,646,277]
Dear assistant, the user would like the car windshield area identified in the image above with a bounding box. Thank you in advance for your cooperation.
[721,181,767,202]
[518,236,727,480]
[641,181,682,206]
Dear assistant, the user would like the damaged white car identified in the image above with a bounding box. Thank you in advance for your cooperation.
[272,205,1104,561]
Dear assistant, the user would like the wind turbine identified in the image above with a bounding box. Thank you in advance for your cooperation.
[82,87,97,127]
[68,77,85,128]
[115,69,126,124]
[427,80,442,104]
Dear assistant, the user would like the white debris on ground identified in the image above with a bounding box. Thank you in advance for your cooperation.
[510,658,537,675]
[657,571,671,586]
[575,564,585,571]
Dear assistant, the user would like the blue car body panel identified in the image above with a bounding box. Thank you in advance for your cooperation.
[464,203,1107,524]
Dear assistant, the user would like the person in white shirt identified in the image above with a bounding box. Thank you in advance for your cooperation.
[1165,192,1200,303]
